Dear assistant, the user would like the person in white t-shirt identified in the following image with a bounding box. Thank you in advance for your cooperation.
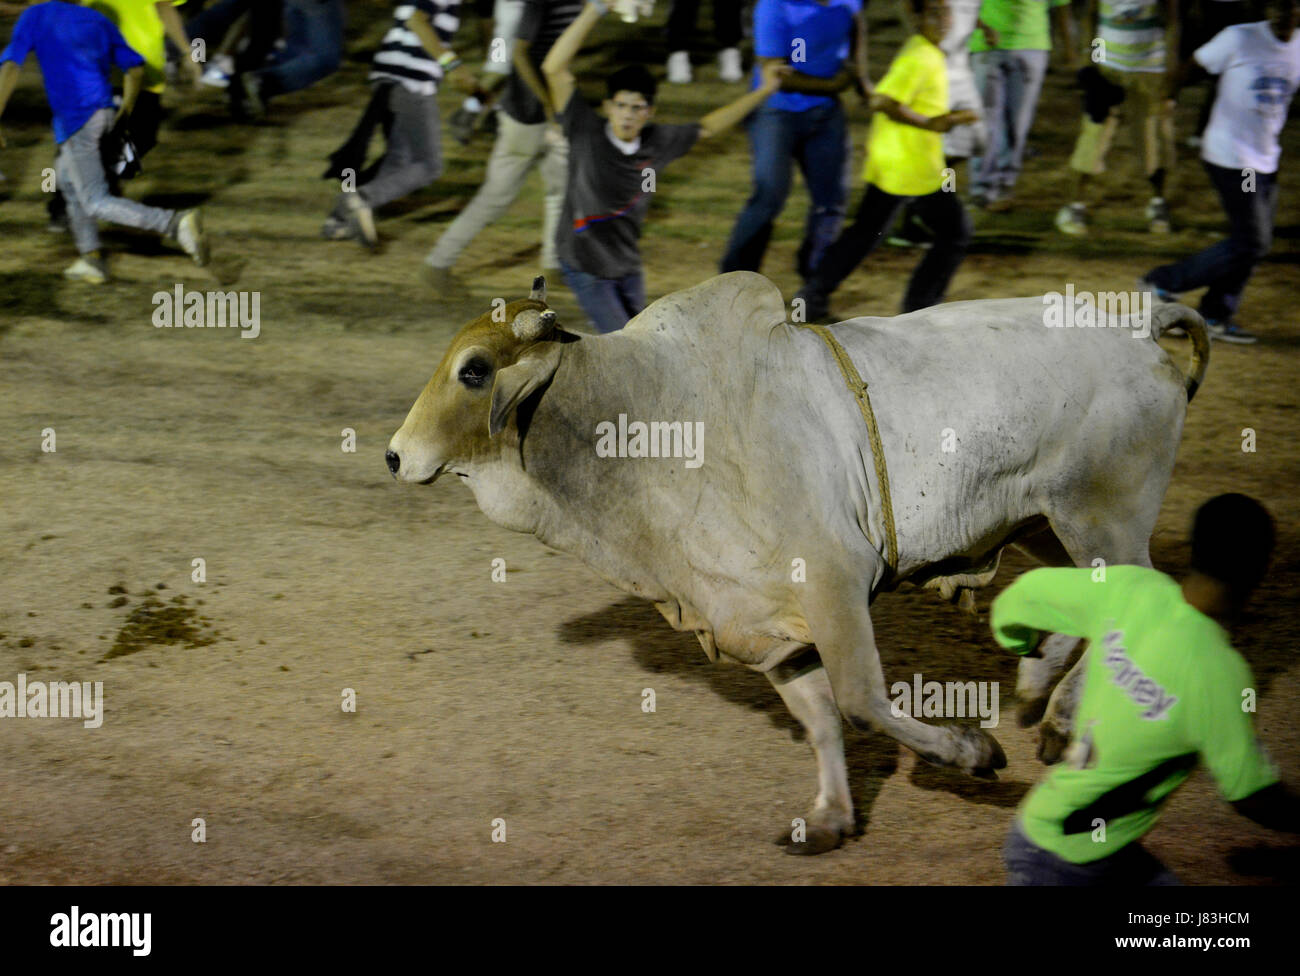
[1140,0,1299,344]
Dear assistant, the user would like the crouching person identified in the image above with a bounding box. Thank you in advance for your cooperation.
[0,0,209,283]
[991,494,1300,885]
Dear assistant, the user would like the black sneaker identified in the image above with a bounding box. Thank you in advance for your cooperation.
[1207,319,1258,344]
[449,105,479,145]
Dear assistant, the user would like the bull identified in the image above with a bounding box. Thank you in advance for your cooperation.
[387,272,1209,854]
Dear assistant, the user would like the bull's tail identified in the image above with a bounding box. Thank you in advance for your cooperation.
[1151,304,1210,402]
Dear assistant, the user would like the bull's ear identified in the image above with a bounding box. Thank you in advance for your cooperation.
[489,342,562,437]
[529,275,547,303]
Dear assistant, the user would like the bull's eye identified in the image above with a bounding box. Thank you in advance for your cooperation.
[458,358,492,389]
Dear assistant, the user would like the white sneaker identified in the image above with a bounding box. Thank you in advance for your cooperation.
[200,54,235,89]
[718,47,743,83]
[1055,203,1087,236]
[169,208,210,266]
[63,256,108,284]
[667,51,692,84]
[1145,196,1171,234]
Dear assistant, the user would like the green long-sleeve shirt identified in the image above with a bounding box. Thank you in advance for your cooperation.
[991,565,1277,863]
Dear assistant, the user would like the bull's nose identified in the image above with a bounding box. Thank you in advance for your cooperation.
[385,449,400,476]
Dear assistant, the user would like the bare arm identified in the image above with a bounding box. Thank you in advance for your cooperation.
[118,65,144,120]
[698,62,786,139]
[1052,5,1077,70]
[1233,783,1300,834]
[1162,0,1180,96]
[541,1,604,115]
[406,7,454,60]
[514,39,554,120]
[851,11,870,96]
[758,55,853,95]
[156,1,200,85]
[870,92,976,132]
[0,59,20,146]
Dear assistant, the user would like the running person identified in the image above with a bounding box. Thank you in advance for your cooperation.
[541,0,786,332]
[795,0,978,321]
[992,494,1300,885]
[0,0,208,283]
[1139,0,1300,345]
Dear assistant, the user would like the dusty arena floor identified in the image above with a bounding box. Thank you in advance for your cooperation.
[1,8,1297,884]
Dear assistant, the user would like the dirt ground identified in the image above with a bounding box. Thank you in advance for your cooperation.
[1,6,1298,885]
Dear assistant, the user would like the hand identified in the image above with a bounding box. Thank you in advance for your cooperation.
[933,109,979,131]
[980,24,1000,46]
[451,65,478,94]
[758,61,790,94]
[852,71,873,101]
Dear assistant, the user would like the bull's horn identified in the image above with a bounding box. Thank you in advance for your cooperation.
[512,307,557,341]
[530,275,547,302]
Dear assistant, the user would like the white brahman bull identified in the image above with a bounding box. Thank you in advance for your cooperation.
[387,272,1208,854]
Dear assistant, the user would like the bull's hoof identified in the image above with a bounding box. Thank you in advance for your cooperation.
[953,725,1007,780]
[774,825,844,856]
[1017,696,1048,728]
[1037,723,1069,765]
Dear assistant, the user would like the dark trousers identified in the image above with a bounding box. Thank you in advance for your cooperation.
[1003,820,1180,886]
[667,0,743,50]
[1148,161,1277,321]
[804,182,972,313]
[186,0,283,75]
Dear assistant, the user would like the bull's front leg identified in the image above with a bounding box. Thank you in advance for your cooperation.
[766,651,854,855]
[1015,633,1082,727]
[801,582,1007,782]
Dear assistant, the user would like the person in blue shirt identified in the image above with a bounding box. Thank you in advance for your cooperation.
[0,0,208,282]
[719,0,869,281]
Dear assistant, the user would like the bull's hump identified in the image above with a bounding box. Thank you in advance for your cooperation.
[622,272,788,341]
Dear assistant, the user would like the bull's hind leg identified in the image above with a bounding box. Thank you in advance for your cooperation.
[766,652,855,855]
[800,581,1007,785]
[1037,657,1087,764]
[1033,514,1157,753]
[1010,526,1084,727]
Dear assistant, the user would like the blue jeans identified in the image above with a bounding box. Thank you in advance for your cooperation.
[1003,820,1180,886]
[1147,162,1277,322]
[258,0,344,99]
[720,100,850,279]
[970,50,1049,197]
[559,260,645,333]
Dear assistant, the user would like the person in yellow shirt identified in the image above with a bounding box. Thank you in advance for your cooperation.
[796,0,979,321]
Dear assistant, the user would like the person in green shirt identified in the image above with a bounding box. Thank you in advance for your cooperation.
[968,0,1076,210]
[991,493,1299,884]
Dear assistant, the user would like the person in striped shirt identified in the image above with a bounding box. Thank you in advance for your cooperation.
[424,0,585,295]
[323,0,466,249]
[1056,0,1181,235]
